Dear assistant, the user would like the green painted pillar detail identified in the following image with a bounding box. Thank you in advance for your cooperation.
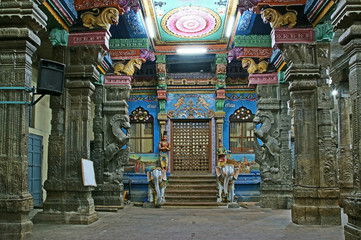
[49,28,69,46]
[215,54,227,64]
[216,74,226,89]
[216,99,225,112]
[278,71,285,83]
[156,55,166,64]
[159,99,166,113]
[314,21,335,42]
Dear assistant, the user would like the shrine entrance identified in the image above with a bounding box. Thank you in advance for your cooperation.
[170,119,212,173]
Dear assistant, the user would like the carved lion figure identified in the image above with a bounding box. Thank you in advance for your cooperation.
[241,58,268,74]
[80,7,120,30]
[261,7,297,29]
[113,59,144,76]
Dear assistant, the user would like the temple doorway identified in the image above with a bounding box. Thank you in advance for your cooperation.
[170,119,212,173]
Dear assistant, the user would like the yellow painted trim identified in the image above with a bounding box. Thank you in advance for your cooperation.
[43,1,69,32]
[277,62,286,72]
[312,1,335,27]
[225,90,256,94]
[97,65,106,74]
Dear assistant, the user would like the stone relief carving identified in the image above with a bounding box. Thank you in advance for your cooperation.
[104,114,130,184]
[281,44,316,66]
[253,110,281,183]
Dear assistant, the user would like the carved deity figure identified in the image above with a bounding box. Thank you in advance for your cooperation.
[158,132,170,170]
[196,96,210,110]
[173,96,186,110]
[260,7,297,29]
[241,58,268,74]
[113,59,145,76]
[217,141,228,167]
[80,7,121,30]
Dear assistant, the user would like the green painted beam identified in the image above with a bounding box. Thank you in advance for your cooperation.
[109,38,149,49]
[234,35,272,48]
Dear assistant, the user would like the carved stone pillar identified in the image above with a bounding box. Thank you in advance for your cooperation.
[332,2,361,237]
[33,31,109,224]
[92,75,131,210]
[277,39,341,224]
[254,84,293,209]
[336,86,353,207]
[0,1,46,239]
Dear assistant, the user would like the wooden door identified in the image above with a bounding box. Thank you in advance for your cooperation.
[171,120,211,173]
[28,134,43,207]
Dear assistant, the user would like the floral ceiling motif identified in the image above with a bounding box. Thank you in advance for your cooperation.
[161,7,221,39]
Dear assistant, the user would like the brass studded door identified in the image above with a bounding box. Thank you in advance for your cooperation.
[171,120,211,173]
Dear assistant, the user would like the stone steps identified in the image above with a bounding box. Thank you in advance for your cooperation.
[164,173,224,208]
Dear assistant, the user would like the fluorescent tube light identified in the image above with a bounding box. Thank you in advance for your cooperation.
[146,17,155,38]
[226,15,235,37]
[176,48,207,54]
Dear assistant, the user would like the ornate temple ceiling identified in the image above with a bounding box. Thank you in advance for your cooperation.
[42,0,336,78]
[142,0,238,45]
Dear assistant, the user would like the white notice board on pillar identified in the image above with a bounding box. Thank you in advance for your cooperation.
[81,159,97,187]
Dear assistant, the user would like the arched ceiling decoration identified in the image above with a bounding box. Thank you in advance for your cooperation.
[43,0,336,80]
[161,7,222,39]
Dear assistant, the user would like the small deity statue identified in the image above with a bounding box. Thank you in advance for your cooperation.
[159,131,170,170]
[217,140,228,167]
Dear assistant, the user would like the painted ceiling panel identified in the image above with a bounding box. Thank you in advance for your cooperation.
[110,10,147,39]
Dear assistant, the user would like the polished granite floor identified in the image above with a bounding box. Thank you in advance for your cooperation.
[31,203,346,240]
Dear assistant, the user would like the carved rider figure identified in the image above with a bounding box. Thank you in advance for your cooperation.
[217,140,228,167]
[158,131,170,170]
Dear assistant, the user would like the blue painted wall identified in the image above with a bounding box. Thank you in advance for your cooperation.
[223,92,258,150]
[128,94,160,153]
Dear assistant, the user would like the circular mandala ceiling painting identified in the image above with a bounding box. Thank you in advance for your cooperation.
[161,7,221,39]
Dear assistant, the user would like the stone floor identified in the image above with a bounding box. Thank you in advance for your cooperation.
[31,203,346,240]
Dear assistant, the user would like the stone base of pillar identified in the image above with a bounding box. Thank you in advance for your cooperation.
[340,191,352,208]
[33,181,98,225]
[260,185,293,209]
[92,183,124,207]
[292,186,341,225]
[344,193,361,239]
[0,213,33,240]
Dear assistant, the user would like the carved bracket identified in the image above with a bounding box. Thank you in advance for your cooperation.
[271,28,315,49]
[248,72,278,88]
[68,30,111,50]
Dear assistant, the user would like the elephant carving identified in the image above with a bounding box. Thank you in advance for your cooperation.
[216,165,240,203]
[147,168,167,206]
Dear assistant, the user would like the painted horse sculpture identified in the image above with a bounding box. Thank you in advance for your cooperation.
[216,164,240,203]
[147,168,167,206]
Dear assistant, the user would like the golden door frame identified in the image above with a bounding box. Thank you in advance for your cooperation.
[170,119,212,173]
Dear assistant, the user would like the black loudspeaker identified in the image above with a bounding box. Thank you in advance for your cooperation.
[37,59,65,96]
